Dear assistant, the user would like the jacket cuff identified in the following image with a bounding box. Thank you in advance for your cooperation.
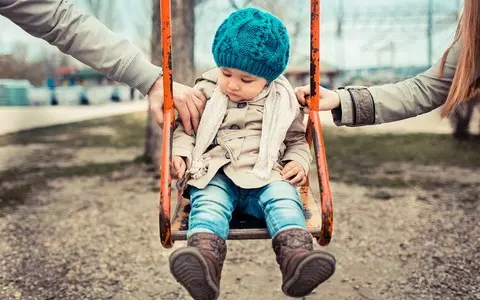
[333,87,375,126]
[120,53,163,96]
[282,153,311,174]
[333,89,354,126]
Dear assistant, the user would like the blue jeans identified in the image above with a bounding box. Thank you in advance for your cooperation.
[187,172,307,240]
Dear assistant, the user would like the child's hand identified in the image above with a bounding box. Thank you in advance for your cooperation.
[281,161,307,186]
[172,156,187,179]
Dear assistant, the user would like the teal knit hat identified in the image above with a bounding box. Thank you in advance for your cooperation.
[212,8,290,82]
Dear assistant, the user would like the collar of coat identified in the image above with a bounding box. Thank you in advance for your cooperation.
[185,68,299,181]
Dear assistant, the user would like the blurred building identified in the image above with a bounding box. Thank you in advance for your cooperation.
[0,79,30,106]
[53,66,112,87]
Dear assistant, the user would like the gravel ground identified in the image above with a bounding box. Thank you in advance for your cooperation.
[0,117,479,300]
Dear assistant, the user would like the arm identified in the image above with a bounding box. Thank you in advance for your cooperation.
[334,42,461,126]
[281,110,312,174]
[0,0,160,95]
[0,0,209,133]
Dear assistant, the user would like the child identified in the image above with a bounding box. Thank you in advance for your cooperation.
[170,8,336,300]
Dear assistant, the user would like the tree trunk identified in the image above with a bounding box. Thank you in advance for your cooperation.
[171,0,196,86]
[449,95,480,140]
[145,0,196,173]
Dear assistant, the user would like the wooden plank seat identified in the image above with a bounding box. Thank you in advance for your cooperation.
[170,187,323,241]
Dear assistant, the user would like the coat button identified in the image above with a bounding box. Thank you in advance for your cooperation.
[225,152,231,159]
[237,102,247,108]
[229,124,240,130]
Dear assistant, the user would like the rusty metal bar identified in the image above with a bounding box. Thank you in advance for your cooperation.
[310,0,333,246]
[310,0,320,112]
[159,0,174,249]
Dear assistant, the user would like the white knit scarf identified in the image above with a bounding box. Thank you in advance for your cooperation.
[186,75,298,180]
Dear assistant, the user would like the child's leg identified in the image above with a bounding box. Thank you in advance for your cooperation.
[187,172,238,240]
[248,181,336,298]
[243,180,305,236]
[170,172,237,300]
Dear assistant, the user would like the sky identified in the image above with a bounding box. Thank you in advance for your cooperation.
[0,0,461,71]
[194,0,460,69]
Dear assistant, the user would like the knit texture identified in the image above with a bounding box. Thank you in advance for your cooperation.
[212,7,290,82]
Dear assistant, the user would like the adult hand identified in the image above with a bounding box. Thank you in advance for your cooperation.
[294,85,341,114]
[147,78,207,135]
[172,83,207,135]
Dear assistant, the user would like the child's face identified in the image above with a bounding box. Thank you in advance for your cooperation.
[218,68,267,102]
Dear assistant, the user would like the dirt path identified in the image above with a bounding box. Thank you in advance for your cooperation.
[0,114,479,300]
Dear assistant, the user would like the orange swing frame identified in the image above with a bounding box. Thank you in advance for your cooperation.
[158,0,333,249]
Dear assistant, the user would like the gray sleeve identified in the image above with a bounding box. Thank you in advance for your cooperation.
[0,0,161,95]
[333,42,461,126]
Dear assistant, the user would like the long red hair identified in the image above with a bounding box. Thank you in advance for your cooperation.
[440,0,480,117]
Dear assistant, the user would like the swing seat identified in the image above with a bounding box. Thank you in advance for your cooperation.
[170,185,323,240]
[158,0,332,249]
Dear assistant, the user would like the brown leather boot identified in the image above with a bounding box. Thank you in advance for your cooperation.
[169,232,226,300]
[272,228,336,297]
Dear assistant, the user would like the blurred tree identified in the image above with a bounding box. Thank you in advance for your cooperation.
[0,42,63,85]
[84,0,119,31]
[449,96,480,140]
[10,41,29,63]
[229,0,253,9]
[145,0,196,172]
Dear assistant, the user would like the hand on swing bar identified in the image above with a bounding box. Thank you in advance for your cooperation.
[172,156,187,179]
[148,78,207,135]
[294,85,340,114]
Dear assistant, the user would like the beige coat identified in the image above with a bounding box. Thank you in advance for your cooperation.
[334,42,480,126]
[173,69,312,189]
[0,0,161,95]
